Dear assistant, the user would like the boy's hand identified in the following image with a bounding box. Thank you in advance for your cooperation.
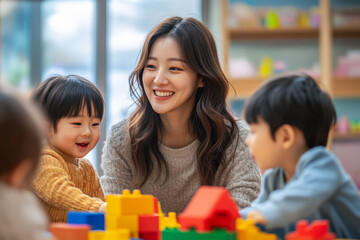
[99,202,107,213]
[247,210,267,224]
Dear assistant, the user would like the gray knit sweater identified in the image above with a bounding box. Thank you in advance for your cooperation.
[100,119,261,214]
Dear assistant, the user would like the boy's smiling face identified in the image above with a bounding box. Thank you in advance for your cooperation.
[245,117,285,173]
[47,104,100,164]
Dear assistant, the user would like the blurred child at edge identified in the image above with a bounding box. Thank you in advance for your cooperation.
[0,87,52,240]
[31,75,106,223]
[240,74,360,238]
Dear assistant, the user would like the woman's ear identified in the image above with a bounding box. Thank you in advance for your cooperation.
[276,124,296,150]
[8,159,33,189]
[198,77,204,88]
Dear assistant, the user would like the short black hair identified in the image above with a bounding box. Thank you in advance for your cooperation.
[0,92,43,178]
[243,74,337,148]
[32,75,104,131]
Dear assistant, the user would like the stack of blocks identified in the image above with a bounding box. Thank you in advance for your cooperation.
[100,189,160,240]
[48,186,336,240]
[162,186,277,240]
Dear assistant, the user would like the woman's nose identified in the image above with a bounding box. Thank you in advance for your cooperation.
[153,69,168,85]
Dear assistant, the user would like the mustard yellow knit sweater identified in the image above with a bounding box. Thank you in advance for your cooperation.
[31,145,105,223]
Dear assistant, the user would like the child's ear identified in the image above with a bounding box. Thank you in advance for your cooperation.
[47,121,55,137]
[277,124,296,150]
[8,159,33,189]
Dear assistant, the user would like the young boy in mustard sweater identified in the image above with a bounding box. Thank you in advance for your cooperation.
[31,75,106,222]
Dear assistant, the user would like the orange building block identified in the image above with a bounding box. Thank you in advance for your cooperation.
[178,186,240,231]
[50,223,90,240]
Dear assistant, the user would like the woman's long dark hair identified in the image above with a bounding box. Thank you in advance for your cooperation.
[129,16,239,187]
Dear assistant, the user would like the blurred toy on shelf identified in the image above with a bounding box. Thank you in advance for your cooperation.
[335,50,360,77]
[259,56,273,77]
[278,7,298,28]
[265,10,280,29]
[337,116,350,134]
[229,58,257,78]
[333,9,360,28]
[228,3,260,28]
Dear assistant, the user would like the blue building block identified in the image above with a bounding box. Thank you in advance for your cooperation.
[67,212,105,230]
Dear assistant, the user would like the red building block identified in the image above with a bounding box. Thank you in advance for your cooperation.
[50,223,90,240]
[139,214,159,233]
[286,220,336,240]
[178,186,240,232]
[139,231,160,240]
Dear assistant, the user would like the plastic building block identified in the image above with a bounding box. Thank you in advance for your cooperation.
[106,214,139,238]
[286,220,336,240]
[89,229,131,240]
[236,219,276,240]
[163,212,181,230]
[106,190,154,215]
[50,223,90,240]
[67,211,105,230]
[139,214,159,233]
[178,186,240,231]
[139,231,160,240]
[162,227,236,240]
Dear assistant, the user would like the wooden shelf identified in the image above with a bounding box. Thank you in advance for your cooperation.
[333,132,360,140]
[333,26,360,38]
[229,27,318,40]
[228,26,360,40]
[228,76,360,99]
[228,77,264,99]
[333,77,360,97]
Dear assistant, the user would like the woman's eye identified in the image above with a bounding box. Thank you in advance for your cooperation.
[145,64,155,69]
[170,67,182,71]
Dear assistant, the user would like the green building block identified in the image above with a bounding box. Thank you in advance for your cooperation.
[162,227,236,240]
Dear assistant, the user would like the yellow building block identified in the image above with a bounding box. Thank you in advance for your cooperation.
[106,190,155,216]
[88,229,130,240]
[163,212,180,230]
[106,214,139,238]
[236,218,276,240]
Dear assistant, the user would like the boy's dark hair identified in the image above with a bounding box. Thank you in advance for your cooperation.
[244,74,337,148]
[0,92,43,178]
[32,75,104,131]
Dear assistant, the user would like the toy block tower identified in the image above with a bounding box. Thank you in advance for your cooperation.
[106,189,160,240]
[178,186,240,231]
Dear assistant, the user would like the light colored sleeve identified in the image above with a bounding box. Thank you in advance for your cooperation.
[100,121,133,195]
[254,150,342,229]
[240,169,275,217]
[31,156,104,211]
[219,120,261,209]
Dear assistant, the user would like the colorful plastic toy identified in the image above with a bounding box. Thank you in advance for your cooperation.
[285,220,336,240]
[178,186,240,231]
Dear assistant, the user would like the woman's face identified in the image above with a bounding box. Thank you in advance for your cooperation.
[142,37,203,117]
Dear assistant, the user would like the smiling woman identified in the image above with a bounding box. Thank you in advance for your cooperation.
[100,16,261,214]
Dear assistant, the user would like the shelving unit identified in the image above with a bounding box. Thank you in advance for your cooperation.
[221,0,360,99]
